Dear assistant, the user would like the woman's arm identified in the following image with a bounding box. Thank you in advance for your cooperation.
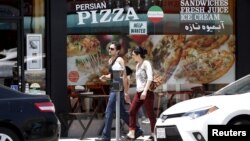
[99,74,111,81]
[99,58,112,81]
[124,75,131,104]
[117,57,129,95]
[141,61,153,97]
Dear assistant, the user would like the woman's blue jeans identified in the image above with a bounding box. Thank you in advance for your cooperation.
[101,91,129,139]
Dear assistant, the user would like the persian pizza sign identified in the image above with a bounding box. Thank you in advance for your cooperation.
[74,1,139,25]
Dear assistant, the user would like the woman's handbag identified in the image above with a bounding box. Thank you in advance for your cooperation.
[149,74,164,91]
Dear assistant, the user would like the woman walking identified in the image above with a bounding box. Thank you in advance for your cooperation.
[96,41,143,141]
[126,46,156,141]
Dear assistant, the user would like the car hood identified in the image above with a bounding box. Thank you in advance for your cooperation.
[162,94,248,115]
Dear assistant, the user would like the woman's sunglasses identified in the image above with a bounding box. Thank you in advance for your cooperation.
[109,47,115,51]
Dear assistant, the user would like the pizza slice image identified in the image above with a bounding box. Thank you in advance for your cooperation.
[227,35,235,53]
[175,47,235,83]
[67,35,100,57]
[152,35,186,82]
[175,35,235,83]
[185,35,230,52]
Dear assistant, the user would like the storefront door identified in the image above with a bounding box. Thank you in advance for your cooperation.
[0,0,25,90]
[0,19,24,90]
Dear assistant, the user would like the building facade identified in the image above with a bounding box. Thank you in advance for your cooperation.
[0,0,250,136]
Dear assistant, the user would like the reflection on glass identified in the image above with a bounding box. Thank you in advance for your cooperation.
[215,75,250,95]
[0,21,17,87]
[0,0,20,16]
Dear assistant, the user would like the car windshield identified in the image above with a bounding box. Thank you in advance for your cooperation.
[214,75,250,95]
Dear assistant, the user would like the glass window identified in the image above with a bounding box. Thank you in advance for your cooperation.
[23,0,46,95]
[0,0,20,17]
[0,21,18,87]
[66,0,236,98]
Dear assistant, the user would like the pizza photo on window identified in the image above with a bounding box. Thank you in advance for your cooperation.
[174,35,235,84]
[151,35,186,82]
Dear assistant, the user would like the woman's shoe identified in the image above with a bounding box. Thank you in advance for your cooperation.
[95,137,110,141]
[125,135,135,141]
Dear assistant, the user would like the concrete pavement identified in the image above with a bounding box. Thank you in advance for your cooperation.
[60,135,153,141]
[62,118,153,140]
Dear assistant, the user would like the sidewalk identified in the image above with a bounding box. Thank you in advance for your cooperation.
[61,118,153,141]
[60,135,152,141]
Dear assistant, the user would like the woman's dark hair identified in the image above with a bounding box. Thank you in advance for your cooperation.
[110,41,121,50]
[125,66,133,76]
[133,46,147,58]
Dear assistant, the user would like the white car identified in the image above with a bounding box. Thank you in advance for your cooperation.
[155,74,250,141]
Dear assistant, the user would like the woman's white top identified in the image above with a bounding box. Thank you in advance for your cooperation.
[135,60,153,92]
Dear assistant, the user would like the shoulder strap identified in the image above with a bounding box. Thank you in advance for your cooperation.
[111,56,118,66]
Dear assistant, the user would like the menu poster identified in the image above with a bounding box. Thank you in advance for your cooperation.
[26,34,43,70]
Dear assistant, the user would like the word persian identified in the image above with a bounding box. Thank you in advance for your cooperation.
[75,2,106,11]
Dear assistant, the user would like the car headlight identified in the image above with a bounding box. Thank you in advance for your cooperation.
[183,106,218,119]
[159,112,184,122]
[161,114,168,121]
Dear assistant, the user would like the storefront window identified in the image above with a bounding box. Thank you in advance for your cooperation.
[0,1,19,89]
[0,0,20,17]
[66,0,236,97]
[23,0,46,94]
